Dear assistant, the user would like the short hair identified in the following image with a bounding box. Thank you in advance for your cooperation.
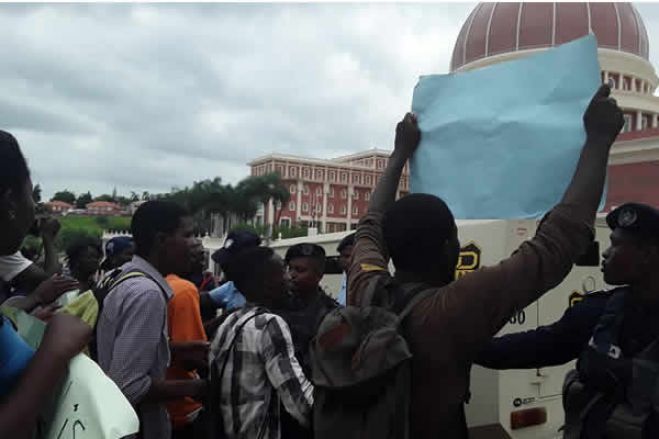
[0,130,30,195]
[337,233,356,253]
[383,193,456,273]
[66,235,102,267]
[131,201,189,256]
[285,243,326,273]
[229,247,279,295]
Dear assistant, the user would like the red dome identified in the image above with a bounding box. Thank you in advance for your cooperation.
[451,2,649,71]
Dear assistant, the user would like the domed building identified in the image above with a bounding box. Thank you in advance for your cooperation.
[451,2,659,210]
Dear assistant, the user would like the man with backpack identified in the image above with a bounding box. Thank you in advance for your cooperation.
[96,201,207,439]
[311,85,624,438]
[209,246,314,439]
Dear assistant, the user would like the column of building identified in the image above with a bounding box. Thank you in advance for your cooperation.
[321,182,329,234]
[346,185,354,231]
[296,180,303,226]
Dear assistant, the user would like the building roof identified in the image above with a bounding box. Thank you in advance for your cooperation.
[46,200,73,208]
[451,2,649,71]
[249,149,393,170]
[86,201,122,209]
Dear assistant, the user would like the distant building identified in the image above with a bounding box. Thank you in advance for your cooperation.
[85,201,124,216]
[249,149,409,233]
[45,200,73,215]
[453,2,659,210]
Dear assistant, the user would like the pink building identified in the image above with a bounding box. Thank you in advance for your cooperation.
[249,150,409,233]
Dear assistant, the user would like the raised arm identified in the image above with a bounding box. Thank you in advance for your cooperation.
[432,84,624,357]
[347,114,419,306]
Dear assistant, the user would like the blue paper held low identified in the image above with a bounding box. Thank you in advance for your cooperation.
[410,35,603,219]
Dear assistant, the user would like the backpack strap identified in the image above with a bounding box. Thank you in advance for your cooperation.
[397,286,436,322]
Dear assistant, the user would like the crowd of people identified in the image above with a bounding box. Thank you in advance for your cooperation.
[1,83,659,439]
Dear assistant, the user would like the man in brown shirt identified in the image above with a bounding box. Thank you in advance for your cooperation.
[348,85,624,438]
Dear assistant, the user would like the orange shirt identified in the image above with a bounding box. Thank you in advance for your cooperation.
[165,274,207,429]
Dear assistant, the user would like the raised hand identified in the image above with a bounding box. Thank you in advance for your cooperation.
[584,84,624,144]
[394,112,421,159]
[32,274,80,305]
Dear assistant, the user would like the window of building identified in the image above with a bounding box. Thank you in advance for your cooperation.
[341,173,348,182]
[354,191,359,200]
[340,205,347,215]
[316,187,323,196]
[303,167,310,179]
[365,175,372,185]
[315,170,323,180]
[290,184,296,194]
[303,185,309,195]
[316,205,322,214]
[328,204,334,214]
[289,201,296,211]
[290,167,297,177]
[340,189,347,199]
[365,191,371,201]
[302,203,309,213]
[329,171,336,182]
[353,205,359,215]
[280,218,291,228]
[329,187,335,197]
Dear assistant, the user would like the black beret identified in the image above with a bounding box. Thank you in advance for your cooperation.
[285,243,326,264]
[606,203,659,242]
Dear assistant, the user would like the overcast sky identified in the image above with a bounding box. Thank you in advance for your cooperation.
[3,2,659,199]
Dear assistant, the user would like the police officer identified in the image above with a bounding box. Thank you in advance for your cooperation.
[477,202,659,438]
[278,243,339,375]
[276,243,339,439]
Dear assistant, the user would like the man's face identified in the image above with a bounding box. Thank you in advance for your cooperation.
[263,255,290,305]
[77,246,102,279]
[288,256,323,296]
[189,241,207,274]
[161,216,195,276]
[602,229,649,285]
[338,245,354,272]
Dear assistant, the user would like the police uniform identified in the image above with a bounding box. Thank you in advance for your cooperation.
[276,243,340,439]
[476,289,618,370]
[562,203,659,439]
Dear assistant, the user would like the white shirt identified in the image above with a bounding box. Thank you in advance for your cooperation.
[0,252,32,282]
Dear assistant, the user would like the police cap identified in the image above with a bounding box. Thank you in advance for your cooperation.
[285,243,326,264]
[606,203,659,244]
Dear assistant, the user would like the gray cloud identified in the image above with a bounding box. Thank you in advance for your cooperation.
[10,3,657,200]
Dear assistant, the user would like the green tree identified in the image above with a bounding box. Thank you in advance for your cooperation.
[76,192,93,209]
[51,190,76,205]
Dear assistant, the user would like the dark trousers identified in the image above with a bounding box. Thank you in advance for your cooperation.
[172,409,209,439]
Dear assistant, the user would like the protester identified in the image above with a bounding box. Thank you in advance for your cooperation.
[0,129,91,437]
[209,246,313,439]
[166,240,210,439]
[336,233,355,305]
[200,230,261,321]
[0,216,62,295]
[96,201,206,439]
[64,236,102,297]
[100,236,135,273]
[341,85,624,438]
[478,202,659,438]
